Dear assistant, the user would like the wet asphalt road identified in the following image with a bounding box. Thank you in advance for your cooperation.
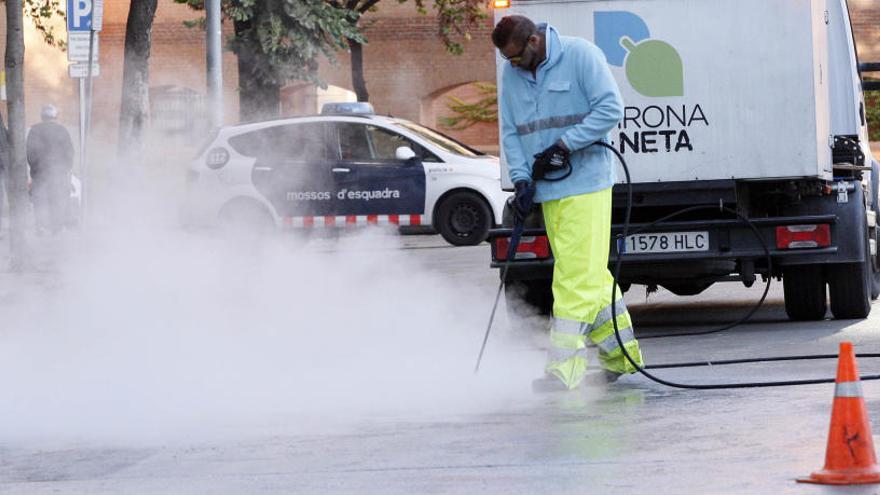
[2,230,880,494]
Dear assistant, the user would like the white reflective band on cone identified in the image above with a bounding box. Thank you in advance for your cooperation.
[835,381,864,398]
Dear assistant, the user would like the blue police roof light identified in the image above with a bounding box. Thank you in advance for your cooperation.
[321,102,375,115]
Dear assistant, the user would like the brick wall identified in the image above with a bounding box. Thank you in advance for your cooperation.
[311,3,497,148]
[316,12,497,123]
[420,81,499,153]
[851,0,880,62]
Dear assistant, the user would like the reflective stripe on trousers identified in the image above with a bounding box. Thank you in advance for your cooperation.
[546,317,589,389]
[588,298,643,374]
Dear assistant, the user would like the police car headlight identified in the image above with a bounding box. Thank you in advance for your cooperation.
[205,147,230,169]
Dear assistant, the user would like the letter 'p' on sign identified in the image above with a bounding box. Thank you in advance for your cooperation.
[67,0,93,31]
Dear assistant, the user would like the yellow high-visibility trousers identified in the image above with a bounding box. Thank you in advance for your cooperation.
[542,187,644,389]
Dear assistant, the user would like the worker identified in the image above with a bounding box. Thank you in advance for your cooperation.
[492,15,644,391]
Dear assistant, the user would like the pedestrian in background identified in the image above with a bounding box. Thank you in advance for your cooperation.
[493,15,644,391]
[27,104,74,234]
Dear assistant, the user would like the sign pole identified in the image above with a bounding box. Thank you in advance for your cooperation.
[78,77,86,226]
[67,0,102,226]
[81,28,97,224]
[206,0,223,128]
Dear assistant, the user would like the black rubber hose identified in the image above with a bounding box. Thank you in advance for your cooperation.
[646,353,880,369]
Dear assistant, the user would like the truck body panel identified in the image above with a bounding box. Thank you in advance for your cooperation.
[497,0,837,187]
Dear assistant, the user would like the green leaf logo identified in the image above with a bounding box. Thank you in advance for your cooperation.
[620,36,684,97]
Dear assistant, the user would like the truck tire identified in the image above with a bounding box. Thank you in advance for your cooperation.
[828,237,873,319]
[436,191,492,246]
[505,279,553,317]
[782,266,827,321]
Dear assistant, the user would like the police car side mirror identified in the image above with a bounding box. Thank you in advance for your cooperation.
[395,146,417,161]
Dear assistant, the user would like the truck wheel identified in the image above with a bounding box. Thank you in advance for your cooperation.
[505,279,553,317]
[828,237,873,319]
[782,266,827,321]
[437,191,492,246]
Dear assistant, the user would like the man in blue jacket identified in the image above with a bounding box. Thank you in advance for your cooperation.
[493,15,644,391]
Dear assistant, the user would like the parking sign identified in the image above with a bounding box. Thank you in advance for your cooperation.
[67,0,93,32]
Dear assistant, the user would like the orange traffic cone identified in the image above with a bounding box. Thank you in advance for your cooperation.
[798,342,880,485]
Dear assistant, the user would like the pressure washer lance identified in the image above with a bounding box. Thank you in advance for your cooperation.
[474,147,570,373]
[474,207,527,373]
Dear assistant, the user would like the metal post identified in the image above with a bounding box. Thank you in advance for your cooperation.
[78,77,87,227]
[206,0,223,128]
[81,28,96,225]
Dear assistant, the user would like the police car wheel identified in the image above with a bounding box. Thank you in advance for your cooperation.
[437,191,491,246]
[219,199,275,234]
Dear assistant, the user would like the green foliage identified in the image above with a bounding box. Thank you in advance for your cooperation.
[175,0,363,87]
[22,0,67,48]
[235,0,363,88]
[418,0,486,55]
[340,0,486,55]
[866,89,880,142]
[439,82,497,130]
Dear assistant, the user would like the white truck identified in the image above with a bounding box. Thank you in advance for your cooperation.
[490,0,880,320]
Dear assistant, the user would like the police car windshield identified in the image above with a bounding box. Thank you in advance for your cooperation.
[393,120,484,157]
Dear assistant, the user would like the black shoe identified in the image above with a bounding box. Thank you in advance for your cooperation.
[580,370,622,387]
[602,370,622,383]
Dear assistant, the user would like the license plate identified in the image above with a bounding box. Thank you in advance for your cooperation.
[620,231,709,254]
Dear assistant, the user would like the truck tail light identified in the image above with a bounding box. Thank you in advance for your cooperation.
[495,235,551,260]
[776,224,831,249]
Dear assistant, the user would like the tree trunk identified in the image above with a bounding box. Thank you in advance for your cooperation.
[348,38,369,102]
[118,0,158,166]
[5,0,29,270]
[234,19,280,121]
[238,76,280,121]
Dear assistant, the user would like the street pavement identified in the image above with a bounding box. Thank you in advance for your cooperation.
[1,227,880,494]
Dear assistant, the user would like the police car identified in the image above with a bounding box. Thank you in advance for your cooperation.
[182,102,508,246]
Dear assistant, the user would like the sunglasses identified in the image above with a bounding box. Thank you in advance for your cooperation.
[500,37,532,62]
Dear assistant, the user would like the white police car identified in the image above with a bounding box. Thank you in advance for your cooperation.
[183,102,508,246]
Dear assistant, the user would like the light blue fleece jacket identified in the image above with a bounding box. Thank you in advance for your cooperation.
[500,24,623,203]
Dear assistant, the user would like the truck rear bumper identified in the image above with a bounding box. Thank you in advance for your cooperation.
[489,212,860,280]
